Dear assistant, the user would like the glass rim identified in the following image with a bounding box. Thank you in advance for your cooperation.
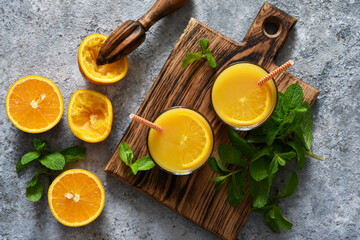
[146,106,215,176]
[210,61,279,131]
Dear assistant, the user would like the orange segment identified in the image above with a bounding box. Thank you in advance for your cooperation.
[48,169,105,227]
[5,76,64,133]
[224,86,272,125]
[67,89,113,143]
[179,113,212,169]
[78,33,128,84]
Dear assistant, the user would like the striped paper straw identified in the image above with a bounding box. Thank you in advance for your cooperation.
[257,60,294,86]
[129,113,164,132]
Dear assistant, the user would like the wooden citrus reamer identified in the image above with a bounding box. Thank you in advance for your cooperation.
[96,0,190,65]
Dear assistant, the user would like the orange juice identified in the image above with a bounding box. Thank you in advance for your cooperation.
[147,107,214,175]
[211,63,277,130]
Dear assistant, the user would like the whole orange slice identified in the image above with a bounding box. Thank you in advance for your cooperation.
[48,169,105,227]
[5,76,64,133]
[67,89,113,143]
[78,33,128,84]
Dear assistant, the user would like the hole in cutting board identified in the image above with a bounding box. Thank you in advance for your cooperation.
[263,17,282,38]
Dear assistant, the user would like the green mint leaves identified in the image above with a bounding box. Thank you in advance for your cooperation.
[17,139,86,202]
[208,83,326,232]
[25,168,49,202]
[118,142,155,175]
[20,152,41,165]
[182,38,217,68]
[38,152,65,170]
[61,146,87,164]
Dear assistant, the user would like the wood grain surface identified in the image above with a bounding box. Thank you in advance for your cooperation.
[105,2,320,239]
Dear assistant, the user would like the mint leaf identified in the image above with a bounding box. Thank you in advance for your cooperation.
[133,156,155,171]
[119,143,156,176]
[228,128,255,159]
[279,171,299,198]
[249,177,269,208]
[182,38,217,68]
[250,147,271,163]
[268,208,276,219]
[273,154,286,166]
[295,102,313,150]
[130,164,138,175]
[252,205,273,213]
[211,175,229,190]
[205,52,217,68]
[265,212,280,233]
[211,175,228,183]
[294,106,307,112]
[227,172,246,206]
[250,158,269,181]
[235,171,246,196]
[272,92,286,123]
[208,157,223,174]
[268,157,277,188]
[33,139,48,152]
[20,152,41,165]
[61,146,86,163]
[26,174,43,202]
[247,135,266,143]
[199,38,209,52]
[288,141,306,170]
[284,83,303,110]
[182,51,203,68]
[274,206,293,230]
[269,157,279,175]
[38,152,65,170]
[119,142,133,166]
[278,151,296,160]
[218,145,245,167]
[16,160,27,172]
[266,126,278,146]
[278,111,296,137]
[208,157,231,174]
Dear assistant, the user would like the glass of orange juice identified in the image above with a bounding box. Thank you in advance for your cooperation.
[147,107,214,175]
[211,62,278,131]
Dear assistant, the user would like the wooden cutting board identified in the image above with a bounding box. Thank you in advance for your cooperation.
[105,2,320,239]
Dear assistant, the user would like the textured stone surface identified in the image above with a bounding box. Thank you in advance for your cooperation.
[0,0,359,239]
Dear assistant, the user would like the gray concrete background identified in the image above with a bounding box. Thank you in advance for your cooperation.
[0,0,359,239]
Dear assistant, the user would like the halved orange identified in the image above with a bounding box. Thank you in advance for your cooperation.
[5,76,64,133]
[67,89,113,143]
[78,33,128,84]
[48,169,105,227]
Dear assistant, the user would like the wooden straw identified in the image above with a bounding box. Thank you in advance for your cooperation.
[257,60,294,86]
[129,113,164,132]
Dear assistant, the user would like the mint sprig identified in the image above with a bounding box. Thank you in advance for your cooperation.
[182,38,217,68]
[209,83,326,232]
[118,142,155,175]
[16,139,86,202]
